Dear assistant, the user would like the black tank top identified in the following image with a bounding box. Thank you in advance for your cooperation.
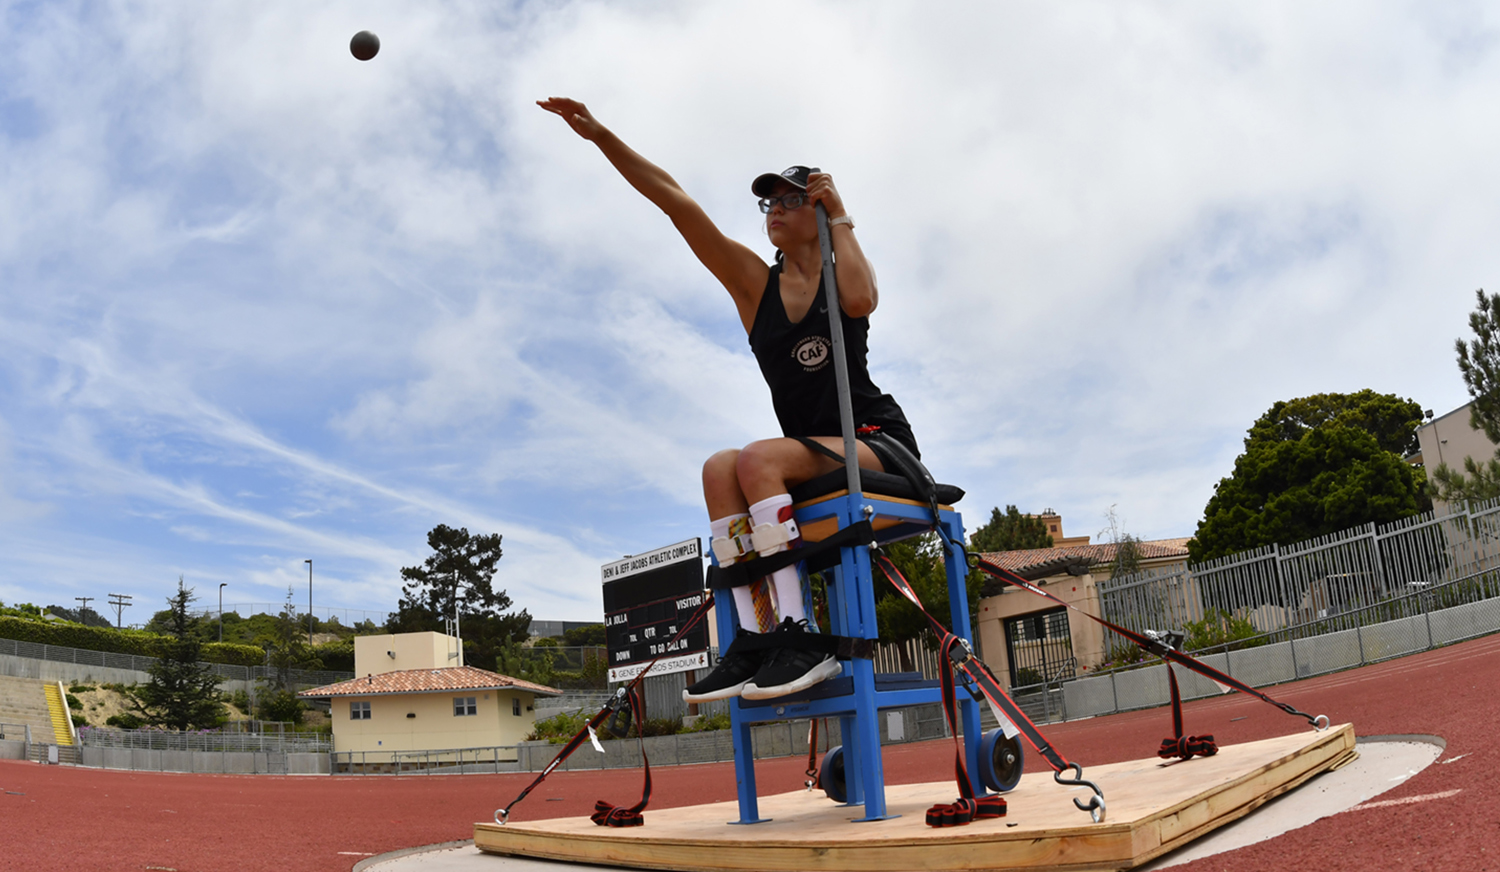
[748,263,919,458]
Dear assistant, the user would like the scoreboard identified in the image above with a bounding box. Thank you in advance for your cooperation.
[601,538,711,684]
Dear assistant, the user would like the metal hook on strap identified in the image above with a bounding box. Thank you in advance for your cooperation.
[493,807,509,825]
[1053,763,1106,823]
[1313,714,1330,731]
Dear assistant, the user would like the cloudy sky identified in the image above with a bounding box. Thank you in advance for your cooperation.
[0,1,1492,624]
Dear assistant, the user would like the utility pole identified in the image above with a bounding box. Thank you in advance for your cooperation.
[304,559,313,645]
[74,596,94,622]
[107,593,133,629]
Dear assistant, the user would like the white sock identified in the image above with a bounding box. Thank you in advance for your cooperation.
[749,494,806,624]
[712,513,761,633]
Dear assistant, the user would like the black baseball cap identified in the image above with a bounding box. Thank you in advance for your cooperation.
[751,165,819,197]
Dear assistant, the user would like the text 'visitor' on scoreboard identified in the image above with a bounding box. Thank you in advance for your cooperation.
[601,538,710,683]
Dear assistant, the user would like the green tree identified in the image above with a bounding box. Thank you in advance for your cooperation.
[130,578,227,731]
[874,534,984,670]
[1190,424,1425,562]
[561,623,607,647]
[387,524,531,673]
[968,506,1053,552]
[1245,390,1425,456]
[1433,289,1500,504]
[1457,288,1500,442]
[261,589,323,688]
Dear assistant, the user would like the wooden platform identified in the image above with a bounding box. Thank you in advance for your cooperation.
[474,724,1355,872]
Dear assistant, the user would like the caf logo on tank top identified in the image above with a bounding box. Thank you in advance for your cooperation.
[793,336,832,372]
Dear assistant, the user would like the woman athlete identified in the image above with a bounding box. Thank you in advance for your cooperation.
[539,98,921,702]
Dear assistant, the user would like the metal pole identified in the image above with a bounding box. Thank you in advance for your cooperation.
[304,560,313,644]
[814,199,862,498]
[218,583,227,643]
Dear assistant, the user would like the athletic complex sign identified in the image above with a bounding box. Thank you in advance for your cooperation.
[601,538,711,683]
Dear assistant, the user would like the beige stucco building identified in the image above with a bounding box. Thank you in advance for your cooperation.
[301,631,559,765]
[971,514,1191,687]
[1413,402,1499,513]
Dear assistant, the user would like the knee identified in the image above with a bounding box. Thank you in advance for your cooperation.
[734,439,782,484]
[702,449,741,493]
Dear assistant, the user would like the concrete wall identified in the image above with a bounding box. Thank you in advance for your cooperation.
[0,738,26,760]
[331,688,537,754]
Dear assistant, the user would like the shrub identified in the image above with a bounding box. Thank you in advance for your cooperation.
[0,615,263,667]
[1184,609,1265,652]
[255,689,305,725]
[106,712,145,729]
[527,709,594,744]
[71,713,88,727]
[1011,667,1045,688]
[69,684,95,694]
[65,693,82,710]
[229,689,251,712]
[683,711,731,733]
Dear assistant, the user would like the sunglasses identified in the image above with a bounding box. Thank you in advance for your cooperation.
[758,192,808,213]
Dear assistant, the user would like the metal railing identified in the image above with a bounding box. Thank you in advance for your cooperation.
[0,722,31,742]
[78,725,331,754]
[1098,498,1500,645]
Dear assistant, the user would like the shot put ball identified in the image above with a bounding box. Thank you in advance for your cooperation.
[350,31,380,61]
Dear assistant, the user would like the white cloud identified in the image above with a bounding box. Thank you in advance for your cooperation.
[0,1,1495,621]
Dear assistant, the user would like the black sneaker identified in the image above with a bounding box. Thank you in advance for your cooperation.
[740,619,842,700]
[683,644,763,703]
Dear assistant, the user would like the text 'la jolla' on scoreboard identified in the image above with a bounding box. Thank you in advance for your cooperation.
[601,538,710,684]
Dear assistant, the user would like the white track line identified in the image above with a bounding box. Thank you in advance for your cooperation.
[1347,789,1462,812]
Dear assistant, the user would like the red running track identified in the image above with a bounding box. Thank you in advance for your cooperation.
[2,631,1496,872]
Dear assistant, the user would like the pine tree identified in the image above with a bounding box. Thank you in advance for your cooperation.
[968,506,1054,552]
[131,578,226,731]
[1436,288,1500,504]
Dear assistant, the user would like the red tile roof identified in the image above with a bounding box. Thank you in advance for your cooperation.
[298,665,561,699]
[978,538,1192,577]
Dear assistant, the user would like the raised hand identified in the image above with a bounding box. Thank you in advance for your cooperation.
[537,97,605,141]
[805,172,848,220]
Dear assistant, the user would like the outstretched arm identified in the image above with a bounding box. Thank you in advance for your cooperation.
[538,98,769,330]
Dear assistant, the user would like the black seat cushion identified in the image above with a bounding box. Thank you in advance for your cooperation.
[789,468,965,506]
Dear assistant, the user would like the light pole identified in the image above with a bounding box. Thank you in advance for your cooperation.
[305,559,313,644]
[218,583,227,643]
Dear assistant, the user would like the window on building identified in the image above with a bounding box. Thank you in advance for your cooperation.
[453,696,477,717]
[350,701,371,720]
[512,697,521,717]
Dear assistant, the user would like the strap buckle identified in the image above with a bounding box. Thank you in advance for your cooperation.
[1142,629,1184,658]
[710,533,754,563]
[751,516,800,553]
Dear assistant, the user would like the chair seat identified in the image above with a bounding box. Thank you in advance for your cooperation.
[789,468,965,506]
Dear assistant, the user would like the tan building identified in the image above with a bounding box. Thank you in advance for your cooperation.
[1413,402,1499,512]
[300,631,559,766]
[971,513,1190,687]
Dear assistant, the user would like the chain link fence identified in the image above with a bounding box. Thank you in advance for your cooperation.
[78,725,330,753]
[0,636,352,688]
[332,703,951,775]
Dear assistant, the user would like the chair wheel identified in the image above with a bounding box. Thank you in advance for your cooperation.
[818,745,847,803]
[979,729,1024,793]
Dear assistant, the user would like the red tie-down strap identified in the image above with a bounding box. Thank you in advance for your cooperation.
[494,596,714,827]
[591,687,652,828]
[967,557,1329,741]
[872,552,1104,823]
[1157,662,1218,761]
[925,633,1007,828]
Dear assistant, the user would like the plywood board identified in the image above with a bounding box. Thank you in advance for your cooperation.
[474,723,1354,872]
